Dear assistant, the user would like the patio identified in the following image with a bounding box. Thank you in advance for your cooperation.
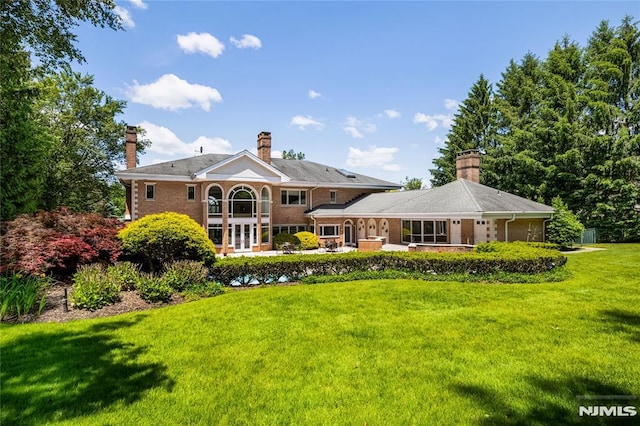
[225,244,407,258]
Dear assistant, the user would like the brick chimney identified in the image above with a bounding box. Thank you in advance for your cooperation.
[456,150,481,183]
[125,125,137,169]
[257,131,272,164]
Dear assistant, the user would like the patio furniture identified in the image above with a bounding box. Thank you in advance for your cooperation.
[325,239,338,252]
[282,242,296,254]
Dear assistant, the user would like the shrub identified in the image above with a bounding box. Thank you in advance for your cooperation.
[137,274,173,303]
[547,197,585,249]
[118,212,216,271]
[71,264,121,311]
[273,232,301,249]
[0,207,123,278]
[162,260,209,292]
[0,273,50,321]
[107,262,141,291]
[182,282,225,302]
[210,243,567,286]
[294,231,319,250]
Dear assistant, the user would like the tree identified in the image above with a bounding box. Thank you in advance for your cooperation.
[547,197,585,249]
[281,149,306,160]
[35,71,149,214]
[430,74,496,186]
[401,176,423,190]
[0,0,123,220]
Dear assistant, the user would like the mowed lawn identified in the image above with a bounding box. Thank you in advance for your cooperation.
[1,245,639,425]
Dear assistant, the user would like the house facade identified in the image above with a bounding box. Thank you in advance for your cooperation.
[116,127,554,253]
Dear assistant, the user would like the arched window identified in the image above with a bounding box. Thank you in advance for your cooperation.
[229,185,256,218]
[261,187,270,217]
[208,186,223,217]
[367,218,377,237]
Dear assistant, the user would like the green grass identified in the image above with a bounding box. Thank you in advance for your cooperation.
[1,244,639,425]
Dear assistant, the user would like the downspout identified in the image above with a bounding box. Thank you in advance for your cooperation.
[309,184,320,209]
[310,215,317,235]
[505,214,516,242]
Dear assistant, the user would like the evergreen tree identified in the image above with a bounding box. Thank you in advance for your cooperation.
[430,74,495,186]
[547,197,585,249]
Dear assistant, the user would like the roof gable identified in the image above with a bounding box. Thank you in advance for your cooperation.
[194,150,290,182]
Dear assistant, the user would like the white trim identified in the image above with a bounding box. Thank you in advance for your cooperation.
[144,183,156,201]
[117,173,192,182]
[319,224,341,237]
[194,150,290,181]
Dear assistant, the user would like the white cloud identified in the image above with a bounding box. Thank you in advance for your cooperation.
[139,121,233,156]
[434,135,446,145]
[290,115,324,130]
[177,32,225,58]
[384,109,401,119]
[127,74,222,111]
[342,116,376,139]
[114,6,135,28]
[128,0,148,9]
[413,113,453,131]
[346,146,399,169]
[229,34,262,49]
[308,90,322,99]
[343,126,363,139]
[444,98,460,110]
[381,163,403,172]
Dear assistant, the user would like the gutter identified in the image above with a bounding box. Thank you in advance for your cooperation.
[505,213,516,242]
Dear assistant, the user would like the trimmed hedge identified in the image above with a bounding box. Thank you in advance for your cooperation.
[294,231,319,250]
[209,242,567,286]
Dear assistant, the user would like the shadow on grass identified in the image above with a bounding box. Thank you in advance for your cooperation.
[1,315,175,425]
[601,309,640,343]
[453,376,636,425]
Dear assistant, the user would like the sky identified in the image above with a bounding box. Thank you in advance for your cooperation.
[74,1,636,186]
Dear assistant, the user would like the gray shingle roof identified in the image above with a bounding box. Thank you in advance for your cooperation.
[116,153,399,188]
[309,179,554,216]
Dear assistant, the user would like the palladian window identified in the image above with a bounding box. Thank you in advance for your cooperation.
[229,186,256,218]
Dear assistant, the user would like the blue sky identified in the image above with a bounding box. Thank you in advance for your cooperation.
[74,1,636,186]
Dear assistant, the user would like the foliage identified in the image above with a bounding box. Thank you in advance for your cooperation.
[136,274,173,303]
[181,282,225,302]
[107,262,140,291]
[71,264,121,311]
[401,176,424,190]
[281,149,306,160]
[162,260,209,292]
[430,17,640,241]
[293,231,319,250]
[547,197,585,249]
[273,232,301,248]
[118,212,217,271]
[1,245,637,425]
[0,0,124,221]
[0,273,50,321]
[0,207,123,277]
[210,243,566,286]
[34,71,150,214]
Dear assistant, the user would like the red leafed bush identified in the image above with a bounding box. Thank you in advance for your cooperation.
[0,207,123,278]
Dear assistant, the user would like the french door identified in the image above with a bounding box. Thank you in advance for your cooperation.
[233,223,252,251]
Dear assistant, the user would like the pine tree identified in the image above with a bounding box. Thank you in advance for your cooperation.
[430,74,495,186]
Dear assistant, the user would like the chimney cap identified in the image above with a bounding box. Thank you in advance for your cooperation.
[258,131,271,138]
[456,149,480,157]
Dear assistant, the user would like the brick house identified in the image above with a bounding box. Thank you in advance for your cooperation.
[116,127,554,253]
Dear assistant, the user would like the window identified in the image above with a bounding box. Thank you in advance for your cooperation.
[230,186,256,218]
[320,225,340,237]
[261,187,270,217]
[145,184,155,200]
[187,185,196,201]
[272,225,308,237]
[281,189,307,206]
[330,190,337,204]
[208,224,223,245]
[261,225,270,243]
[208,186,223,217]
[402,219,448,244]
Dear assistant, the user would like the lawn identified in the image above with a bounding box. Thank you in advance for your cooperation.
[1,244,639,425]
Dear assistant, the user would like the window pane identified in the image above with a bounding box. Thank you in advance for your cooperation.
[412,221,421,234]
[289,192,300,205]
[187,186,195,200]
[146,185,154,199]
[300,191,306,205]
[424,221,434,235]
[281,191,287,205]
[402,220,411,243]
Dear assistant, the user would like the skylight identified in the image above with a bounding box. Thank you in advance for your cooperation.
[337,168,356,178]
